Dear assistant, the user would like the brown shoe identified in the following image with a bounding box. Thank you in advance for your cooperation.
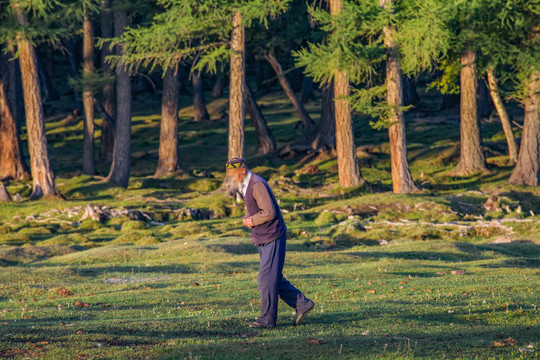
[248,320,274,328]
[294,302,314,326]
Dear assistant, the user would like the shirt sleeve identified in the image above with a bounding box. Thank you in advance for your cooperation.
[250,182,276,226]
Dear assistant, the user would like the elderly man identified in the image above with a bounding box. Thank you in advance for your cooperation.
[226,157,314,328]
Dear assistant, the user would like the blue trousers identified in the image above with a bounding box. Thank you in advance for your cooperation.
[256,234,312,327]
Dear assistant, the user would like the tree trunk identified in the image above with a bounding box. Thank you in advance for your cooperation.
[254,59,269,93]
[99,0,115,163]
[439,93,459,110]
[329,0,364,188]
[106,4,131,187]
[245,84,276,154]
[486,67,518,164]
[509,70,540,186]
[381,0,418,193]
[192,70,210,122]
[222,11,246,194]
[300,75,314,103]
[0,182,10,202]
[155,68,180,177]
[212,75,225,98]
[452,50,489,176]
[402,75,420,107]
[177,64,189,95]
[36,48,58,102]
[82,15,96,175]
[264,50,316,129]
[14,5,60,199]
[5,49,24,127]
[477,79,491,118]
[228,11,245,160]
[0,72,28,181]
[64,38,83,114]
[311,81,336,151]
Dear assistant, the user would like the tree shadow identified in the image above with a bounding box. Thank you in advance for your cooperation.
[455,240,540,261]
[63,181,120,201]
[499,190,540,213]
[206,244,258,255]
[346,250,483,262]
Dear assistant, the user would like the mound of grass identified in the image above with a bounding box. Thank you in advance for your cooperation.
[166,222,212,238]
[17,226,53,236]
[79,219,104,230]
[40,233,89,246]
[187,178,221,192]
[112,231,161,245]
[329,216,366,243]
[314,210,338,227]
[0,234,31,246]
[121,220,147,231]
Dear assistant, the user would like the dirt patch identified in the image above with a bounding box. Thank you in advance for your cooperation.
[0,349,43,358]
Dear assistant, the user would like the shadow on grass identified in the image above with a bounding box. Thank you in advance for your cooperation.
[155,321,539,360]
[64,181,121,201]
[499,190,540,213]
[27,263,193,275]
[346,250,483,262]
[204,244,259,255]
[455,240,540,260]
[426,170,510,192]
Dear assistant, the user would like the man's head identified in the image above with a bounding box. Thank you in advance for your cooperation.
[226,157,248,185]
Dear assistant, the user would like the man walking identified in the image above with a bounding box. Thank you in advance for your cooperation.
[226,157,314,328]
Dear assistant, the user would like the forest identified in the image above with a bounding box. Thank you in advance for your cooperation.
[0,0,539,359]
[0,0,539,195]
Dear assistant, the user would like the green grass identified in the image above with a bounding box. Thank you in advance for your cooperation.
[1,86,539,359]
[0,238,538,359]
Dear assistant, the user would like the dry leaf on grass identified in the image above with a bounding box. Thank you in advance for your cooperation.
[367,289,376,294]
[56,288,73,297]
[493,337,518,347]
[307,338,326,345]
[74,300,91,308]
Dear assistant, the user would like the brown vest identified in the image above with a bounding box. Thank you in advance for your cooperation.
[245,174,287,246]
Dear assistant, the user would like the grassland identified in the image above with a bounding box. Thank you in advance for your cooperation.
[0,84,539,359]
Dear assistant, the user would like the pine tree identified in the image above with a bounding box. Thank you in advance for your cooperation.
[110,0,289,168]
[451,49,490,176]
[192,70,210,122]
[99,0,115,163]
[228,10,245,160]
[295,0,449,190]
[486,66,518,164]
[155,67,180,177]
[82,10,96,175]
[106,0,131,187]
[381,0,419,193]
[0,49,28,181]
[502,2,540,185]
[245,82,276,155]
[2,1,73,199]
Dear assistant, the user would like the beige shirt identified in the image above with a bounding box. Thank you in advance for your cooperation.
[245,180,276,227]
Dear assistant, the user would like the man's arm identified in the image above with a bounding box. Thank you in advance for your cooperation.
[249,182,276,226]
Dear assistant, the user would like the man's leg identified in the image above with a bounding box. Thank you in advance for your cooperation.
[274,235,314,315]
[255,240,281,327]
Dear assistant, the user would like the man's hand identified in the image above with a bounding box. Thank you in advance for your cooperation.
[243,217,254,228]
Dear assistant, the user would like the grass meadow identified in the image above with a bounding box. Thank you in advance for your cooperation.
[0,84,539,359]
